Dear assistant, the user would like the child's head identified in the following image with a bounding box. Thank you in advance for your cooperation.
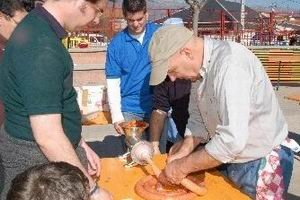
[7,162,90,200]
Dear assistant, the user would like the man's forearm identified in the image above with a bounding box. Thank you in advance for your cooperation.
[30,114,94,186]
[149,109,167,142]
[179,136,203,154]
[37,131,94,184]
[180,147,222,175]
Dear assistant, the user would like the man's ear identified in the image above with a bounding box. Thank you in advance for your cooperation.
[0,13,10,22]
[179,47,193,60]
[77,0,88,14]
[145,12,149,21]
[0,14,4,25]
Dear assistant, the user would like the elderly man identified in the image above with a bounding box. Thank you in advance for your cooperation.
[149,18,191,154]
[0,0,112,199]
[148,25,297,199]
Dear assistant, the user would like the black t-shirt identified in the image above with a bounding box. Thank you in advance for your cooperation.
[152,78,191,137]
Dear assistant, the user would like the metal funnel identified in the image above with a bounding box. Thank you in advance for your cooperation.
[120,120,149,147]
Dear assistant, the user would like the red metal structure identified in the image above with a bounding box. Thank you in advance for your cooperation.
[71,1,300,47]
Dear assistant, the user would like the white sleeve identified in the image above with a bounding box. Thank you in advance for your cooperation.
[205,64,251,163]
[106,78,124,123]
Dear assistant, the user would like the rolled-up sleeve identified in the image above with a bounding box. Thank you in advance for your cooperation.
[205,65,251,163]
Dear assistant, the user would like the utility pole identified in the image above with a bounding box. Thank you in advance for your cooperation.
[240,0,245,32]
[185,0,208,36]
[111,0,116,38]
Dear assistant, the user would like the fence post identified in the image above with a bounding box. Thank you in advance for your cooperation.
[220,10,225,40]
[276,61,282,91]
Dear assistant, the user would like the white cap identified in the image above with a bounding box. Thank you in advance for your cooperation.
[163,18,184,26]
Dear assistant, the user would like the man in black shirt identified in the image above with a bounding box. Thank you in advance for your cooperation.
[150,77,191,153]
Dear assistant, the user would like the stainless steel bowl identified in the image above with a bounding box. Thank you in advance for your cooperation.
[120,120,149,147]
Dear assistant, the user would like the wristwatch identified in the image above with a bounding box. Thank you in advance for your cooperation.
[90,184,100,196]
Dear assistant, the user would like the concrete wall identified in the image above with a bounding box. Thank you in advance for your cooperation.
[70,48,107,86]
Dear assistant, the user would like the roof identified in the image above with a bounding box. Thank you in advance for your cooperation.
[154,0,260,30]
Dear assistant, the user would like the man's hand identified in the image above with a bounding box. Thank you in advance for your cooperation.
[114,121,125,135]
[80,140,101,178]
[167,136,196,163]
[151,141,161,155]
[163,146,222,187]
[159,158,188,185]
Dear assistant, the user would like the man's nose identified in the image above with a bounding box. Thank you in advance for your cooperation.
[132,21,139,28]
[92,16,100,25]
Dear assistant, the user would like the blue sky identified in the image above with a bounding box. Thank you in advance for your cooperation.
[242,0,300,10]
[115,0,300,11]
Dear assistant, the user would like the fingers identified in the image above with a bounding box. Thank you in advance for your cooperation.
[83,144,101,177]
[88,157,101,178]
[153,146,161,155]
[158,169,181,186]
[114,122,125,135]
[158,171,173,186]
[88,164,97,176]
[87,157,97,176]
[89,157,97,172]
[151,141,161,155]
[96,159,102,177]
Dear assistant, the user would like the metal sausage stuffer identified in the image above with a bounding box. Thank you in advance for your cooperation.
[119,121,154,168]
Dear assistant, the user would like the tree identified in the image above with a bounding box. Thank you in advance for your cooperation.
[185,0,208,36]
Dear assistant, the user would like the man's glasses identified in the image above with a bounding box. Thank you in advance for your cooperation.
[0,12,19,25]
[88,3,104,18]
[94,6,104,16]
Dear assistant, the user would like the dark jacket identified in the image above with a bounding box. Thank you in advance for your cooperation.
[152,78,191,138]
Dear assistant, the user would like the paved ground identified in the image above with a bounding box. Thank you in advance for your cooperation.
[82,85,300,200]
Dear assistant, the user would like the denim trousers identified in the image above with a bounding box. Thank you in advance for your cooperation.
[218,146,294,199]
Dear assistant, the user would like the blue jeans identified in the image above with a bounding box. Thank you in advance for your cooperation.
[122,112,149,122]
[167,117,182,143]
[218,146,294,199]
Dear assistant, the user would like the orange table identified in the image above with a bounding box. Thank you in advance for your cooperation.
[98,155,250,200]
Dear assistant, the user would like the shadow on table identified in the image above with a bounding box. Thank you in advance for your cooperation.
[87,135,127,158]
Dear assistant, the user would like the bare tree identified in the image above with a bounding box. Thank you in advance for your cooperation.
[185,0,209,36]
